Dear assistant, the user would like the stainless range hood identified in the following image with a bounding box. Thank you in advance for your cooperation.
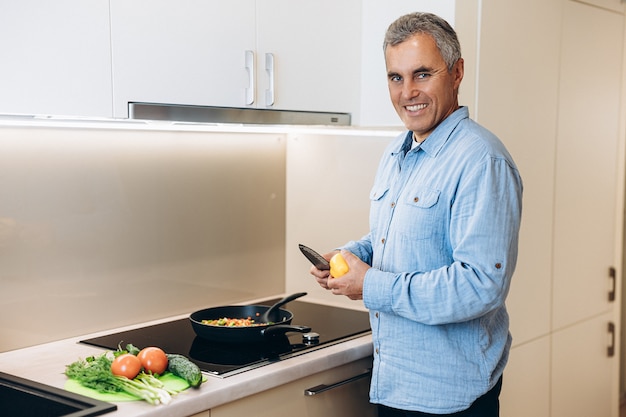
[129,103,351,126]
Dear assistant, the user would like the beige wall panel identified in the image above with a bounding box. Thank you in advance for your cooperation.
[0,126,286,351]
[285,131,396,309]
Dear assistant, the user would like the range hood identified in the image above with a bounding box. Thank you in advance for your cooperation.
[129,103,351,126]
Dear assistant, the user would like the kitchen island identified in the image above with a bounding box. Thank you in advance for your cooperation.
[0,308,375,417]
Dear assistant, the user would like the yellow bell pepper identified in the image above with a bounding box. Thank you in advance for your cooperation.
[329,253,349,278]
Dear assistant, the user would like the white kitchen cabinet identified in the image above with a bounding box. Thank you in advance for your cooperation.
[552,0,623,330]
[0,1,112,117]
[457,0,624,415]
[110,0,361,119]
[200,356,376,417]
[552,5,623,415]
[110,0,255,118]
[254,1,361,115]
[551,314,617,417]
[500,337,551,417]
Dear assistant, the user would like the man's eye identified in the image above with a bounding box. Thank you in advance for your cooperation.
[416,73,430,80]
[389,75,402,82]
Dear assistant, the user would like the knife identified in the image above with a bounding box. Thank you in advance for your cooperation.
[298,244,330,270]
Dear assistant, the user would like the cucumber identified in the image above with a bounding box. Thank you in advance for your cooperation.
[166,354,203,388]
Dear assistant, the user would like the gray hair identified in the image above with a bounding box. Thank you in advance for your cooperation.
[383,12,461,71]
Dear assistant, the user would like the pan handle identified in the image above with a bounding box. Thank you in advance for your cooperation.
[262,292,308,323]
[262,324,312,338]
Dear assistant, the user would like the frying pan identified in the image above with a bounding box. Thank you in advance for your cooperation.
[189,293,311,343]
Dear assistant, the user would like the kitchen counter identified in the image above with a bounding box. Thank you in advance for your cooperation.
[0,309,373,417]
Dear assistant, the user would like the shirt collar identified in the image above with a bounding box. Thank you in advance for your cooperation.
[394,106,469,158]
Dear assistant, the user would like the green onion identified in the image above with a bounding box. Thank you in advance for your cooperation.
[65,353,176,405]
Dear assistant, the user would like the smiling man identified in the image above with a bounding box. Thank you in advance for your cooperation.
[309,12,523,417]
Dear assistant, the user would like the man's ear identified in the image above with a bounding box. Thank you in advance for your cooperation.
[453,58,464,90]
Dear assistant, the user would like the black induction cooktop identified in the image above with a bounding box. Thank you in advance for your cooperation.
[80,299,371,378]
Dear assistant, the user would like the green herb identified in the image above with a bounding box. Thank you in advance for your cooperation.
[65,352,176,405]
[124,343,141,356]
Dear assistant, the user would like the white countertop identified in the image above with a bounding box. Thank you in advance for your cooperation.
[0,307,373,417]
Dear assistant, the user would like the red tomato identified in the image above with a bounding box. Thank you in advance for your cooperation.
[111,354,141,379]
[137,347,168,375]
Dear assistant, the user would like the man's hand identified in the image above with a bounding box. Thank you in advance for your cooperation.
[326,250,369,300]
[309,250,339,290]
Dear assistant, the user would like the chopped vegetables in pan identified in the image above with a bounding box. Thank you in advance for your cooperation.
[201,317,269,327]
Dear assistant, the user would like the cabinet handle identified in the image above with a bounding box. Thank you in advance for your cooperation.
[245,50,255,105]
[304,369,371,396]
[265,53,275,106]
[608,266,616,302]
[608,322,615,357]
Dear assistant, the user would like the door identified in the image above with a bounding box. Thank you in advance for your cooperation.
[552,0,623,329]
[551,314,617,417]
[254,0,361,113]
[110,0,256,118]
[0,1,112,117]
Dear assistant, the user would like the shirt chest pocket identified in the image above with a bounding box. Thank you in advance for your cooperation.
[369,185,390,233]
[404,188,440,209]
[398,187,442,240]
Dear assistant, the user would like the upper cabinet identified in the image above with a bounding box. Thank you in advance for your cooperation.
[0,0,113,118]
[110,0,361,118]
[0,1,455,125]
[109,0,255,118]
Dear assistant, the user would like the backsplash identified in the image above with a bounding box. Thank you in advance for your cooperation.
[0,123,286,351]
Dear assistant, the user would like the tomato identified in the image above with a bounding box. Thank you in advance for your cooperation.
[137,347,168,375]
[111,354,141,379]
[329,253,349,278]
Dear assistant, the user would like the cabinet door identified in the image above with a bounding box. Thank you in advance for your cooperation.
[551,314,617,417]
[0,1,112,117]
[206,357,376,417]
[110,0,362,119]
[500,337,550,417]
[552,0,623,329]
[110,0,256,118]
[255,0,361,113]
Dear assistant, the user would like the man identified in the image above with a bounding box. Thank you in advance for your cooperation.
[310,12,523,417]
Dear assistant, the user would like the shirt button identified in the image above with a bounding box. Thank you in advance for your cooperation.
[390,202,396,208]
[375,348,379,355]
[375,312,379,318]
[413,197,419,203]
[495,263,502,269]
[381,238,385,244]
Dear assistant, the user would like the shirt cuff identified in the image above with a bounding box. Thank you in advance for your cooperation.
[363,268,395,312]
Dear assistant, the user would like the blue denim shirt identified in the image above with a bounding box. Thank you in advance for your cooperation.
[342,107,523,413]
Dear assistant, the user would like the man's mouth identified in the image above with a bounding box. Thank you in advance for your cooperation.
[405,103,427,112]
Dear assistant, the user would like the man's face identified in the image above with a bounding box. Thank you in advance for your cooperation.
[385,33,464,142]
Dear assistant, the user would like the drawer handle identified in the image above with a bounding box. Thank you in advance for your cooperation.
[608,266,616,302]
[608,322,616,357]
[304,369,371,396]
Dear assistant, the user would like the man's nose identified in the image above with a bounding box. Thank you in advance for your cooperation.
[401,80,419,99]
